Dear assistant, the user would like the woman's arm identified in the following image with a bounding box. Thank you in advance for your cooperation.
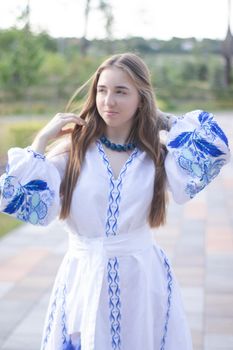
[0,113,86,225]
[164,110,231,203]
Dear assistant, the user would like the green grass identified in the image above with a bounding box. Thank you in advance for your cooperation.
[0,213,23,238]
[0,118,49,156]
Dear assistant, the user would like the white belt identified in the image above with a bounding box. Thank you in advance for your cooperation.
[66,225,154,350]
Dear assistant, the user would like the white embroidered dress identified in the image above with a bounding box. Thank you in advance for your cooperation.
[0,110,230,350]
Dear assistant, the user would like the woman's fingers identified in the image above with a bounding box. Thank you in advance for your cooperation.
[55,113,87,126]
[65,117,87,126]
[59,128,74,135]
[36,113,87,143]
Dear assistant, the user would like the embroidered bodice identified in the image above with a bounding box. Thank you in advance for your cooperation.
[0,110,230,232]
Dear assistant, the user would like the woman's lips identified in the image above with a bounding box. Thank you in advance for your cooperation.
[105,111,118,116]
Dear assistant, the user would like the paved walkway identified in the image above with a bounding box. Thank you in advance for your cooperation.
[0,113,232,350]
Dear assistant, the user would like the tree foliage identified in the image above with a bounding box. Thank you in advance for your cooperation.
[0,28,44,97]
[0,28,232,109]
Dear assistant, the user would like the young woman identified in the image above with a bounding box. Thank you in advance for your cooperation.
[0,53,230,350]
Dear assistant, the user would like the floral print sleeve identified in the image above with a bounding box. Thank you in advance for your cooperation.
[164,110,231,204]
[0,147,62,225]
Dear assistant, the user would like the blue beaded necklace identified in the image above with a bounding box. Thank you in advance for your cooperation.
[100,135,136,152]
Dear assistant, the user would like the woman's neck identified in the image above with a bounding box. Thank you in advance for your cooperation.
[105,127,131,144]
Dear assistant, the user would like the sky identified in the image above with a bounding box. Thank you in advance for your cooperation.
[0,0,232,40]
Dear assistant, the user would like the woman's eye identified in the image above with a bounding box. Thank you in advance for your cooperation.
[97,89,105,93]
[116,90,126,94]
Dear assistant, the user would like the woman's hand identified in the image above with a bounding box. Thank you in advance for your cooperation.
[38,113,86,141]
[31,113,86,154]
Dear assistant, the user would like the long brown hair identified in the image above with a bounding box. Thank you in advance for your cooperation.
[53,53,168,227]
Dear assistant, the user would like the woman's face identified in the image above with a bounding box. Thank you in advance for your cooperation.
[96,66,140,131]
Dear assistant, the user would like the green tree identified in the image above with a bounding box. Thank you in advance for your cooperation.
[98,0,114,53]
[0,3,45,98]
[0,29,43,97]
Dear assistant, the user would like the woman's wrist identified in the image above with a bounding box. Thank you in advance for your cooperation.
[31,134,49,155]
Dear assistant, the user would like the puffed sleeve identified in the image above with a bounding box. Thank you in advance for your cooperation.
[0,146,65,226]
[164,110,231,204]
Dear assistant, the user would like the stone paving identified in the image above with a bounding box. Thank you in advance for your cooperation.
[0,113,232,350]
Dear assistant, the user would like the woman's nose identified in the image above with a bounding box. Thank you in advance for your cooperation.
[105,93,116,106]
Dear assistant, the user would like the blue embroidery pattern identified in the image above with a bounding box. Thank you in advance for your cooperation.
[106,181,120,236]
[108,257,122,350]
[61,283,70,349]
[63,338,81,350]
[27,146,46,160]
[41,287,59,350]
[96,140,139,349]
[107,149,139,234]
[167,110,229,198]
[41,257,76,350]
[96,140,139,237]
[159,249,173,350]
[0,175,55,225]
[60,282,82,350]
